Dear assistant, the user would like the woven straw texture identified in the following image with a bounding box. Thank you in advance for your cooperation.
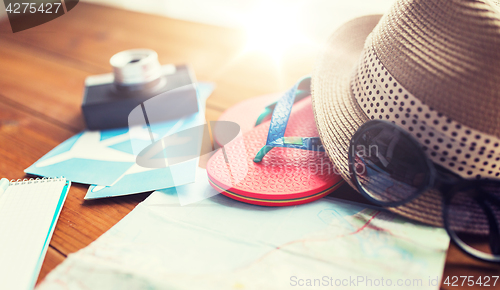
[312,0,500,230]
[371,0,500,137]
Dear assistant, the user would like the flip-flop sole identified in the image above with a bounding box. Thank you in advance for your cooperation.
[208,177,343,206]
[207,96,344,206]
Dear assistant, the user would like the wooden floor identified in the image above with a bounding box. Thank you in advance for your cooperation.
[0,3,497,288]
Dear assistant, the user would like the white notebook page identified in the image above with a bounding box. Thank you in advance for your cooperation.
[0,178,67,290]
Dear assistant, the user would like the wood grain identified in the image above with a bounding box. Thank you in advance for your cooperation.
[0,2,318,112]
[36,247,66,285]
[0,2,498,288]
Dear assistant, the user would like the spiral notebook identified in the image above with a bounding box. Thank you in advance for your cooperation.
[0,177,70,290]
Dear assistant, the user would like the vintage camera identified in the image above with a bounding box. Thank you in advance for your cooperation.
[81,49,199,130]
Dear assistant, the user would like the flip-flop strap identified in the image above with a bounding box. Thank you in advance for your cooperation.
[254,91,312,127]
[255,106,274,127]
[253,76,324,163]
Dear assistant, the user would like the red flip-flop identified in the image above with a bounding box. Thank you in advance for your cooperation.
[207,77,344,206]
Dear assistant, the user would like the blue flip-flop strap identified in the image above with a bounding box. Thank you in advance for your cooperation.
[269,137,324,150]
[254,89,313,127]
[255,106,274,126]
[253,77,324,162]
[265,84,298,145]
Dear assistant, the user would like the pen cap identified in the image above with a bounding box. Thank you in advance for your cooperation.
[0,178,10,195]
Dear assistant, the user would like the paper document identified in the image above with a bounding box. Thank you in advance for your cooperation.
[37,175,449,290]
[0,177,70,290]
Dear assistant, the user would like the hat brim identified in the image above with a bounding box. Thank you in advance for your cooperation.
[311,15,444,227]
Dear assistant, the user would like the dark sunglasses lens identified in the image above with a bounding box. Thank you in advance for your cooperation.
[446,181,500,261]
[351,122,432,205]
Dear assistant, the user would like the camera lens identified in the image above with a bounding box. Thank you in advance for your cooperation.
[110,49,163,91]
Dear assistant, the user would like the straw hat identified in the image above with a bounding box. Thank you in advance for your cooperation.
[312,0,500,228]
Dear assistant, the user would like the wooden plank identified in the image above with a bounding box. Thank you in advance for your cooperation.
[1,2,498,287]
[0,93,221,265]
[0,96,75,174]
[0,97,146,245]
[0,87,222,279]
[0,28,233,130]
[36,247,66,285]
[0,2,318,113]
[0,2,234,283]
[442,245,500,289]
[0,40,95,131]
[0,79,222,246]
[0,92,222,282]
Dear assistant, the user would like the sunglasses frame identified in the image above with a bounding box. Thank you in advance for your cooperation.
[441,181,500,263]
[348,120,437,207]
[347,119,500,263]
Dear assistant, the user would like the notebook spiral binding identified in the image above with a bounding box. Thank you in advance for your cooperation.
[9,177,65,185]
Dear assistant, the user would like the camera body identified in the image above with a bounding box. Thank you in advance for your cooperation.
[81,49,199,130]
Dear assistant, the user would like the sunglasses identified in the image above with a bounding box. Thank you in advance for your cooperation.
[348,120,500,263]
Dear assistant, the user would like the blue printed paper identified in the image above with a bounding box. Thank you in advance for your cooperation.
[25,83,215,198]
[85,159,197,199]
